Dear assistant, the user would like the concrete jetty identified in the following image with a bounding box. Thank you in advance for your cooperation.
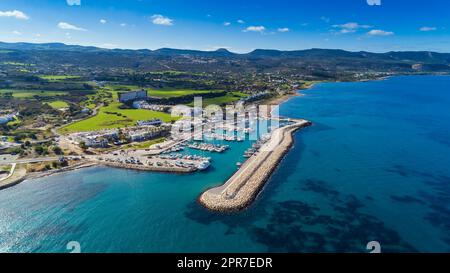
[199,119,312,212]
[100,161,196,173]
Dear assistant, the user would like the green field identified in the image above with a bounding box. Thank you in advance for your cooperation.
[187,91,247,106]
[47,100,69,109]
[106,85,223,99]
[0,89,67,98]
[122,137,166,149]
[39,75,80,81]
[59,102,177,134]
[0,165,12,172]
[148,88,223,98]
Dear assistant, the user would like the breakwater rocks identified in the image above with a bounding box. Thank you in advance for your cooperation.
[199,119,312,212]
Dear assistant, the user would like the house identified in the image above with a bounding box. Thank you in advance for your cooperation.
[137,119,163,126]
[85,137,109,148]
[126,125,170,142]
[74,129,119,148]
[127,130,158,142]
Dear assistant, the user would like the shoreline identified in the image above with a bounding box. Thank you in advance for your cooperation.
[0,161,97,190]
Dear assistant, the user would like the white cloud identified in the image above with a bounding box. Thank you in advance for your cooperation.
[151,14,173,26]
[333,22,372,34]
[58,22,87,31]
[0,10,29,20]
[244,26,266,33]
[367,29,394,36]
[320,16,330,23]
[100,19,107,24]
[223,22,231,26]
[66,0,81,6]
[340,29,356,34]
[420,26,437,32]
[278,28,290,33]
[120,23,127,27]
[12,30,22,35]
[237,19,245,24]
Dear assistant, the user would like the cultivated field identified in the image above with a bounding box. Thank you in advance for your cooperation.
[47,101,69,109]
[0,89,67,98]
[147,88,223,98]
[58,102,177,133]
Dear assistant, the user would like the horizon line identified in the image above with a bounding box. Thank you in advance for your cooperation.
[1,40,450,55]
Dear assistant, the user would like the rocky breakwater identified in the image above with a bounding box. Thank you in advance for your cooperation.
[199,119,312,212]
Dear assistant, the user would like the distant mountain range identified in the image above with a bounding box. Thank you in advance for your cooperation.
[1,41,450,75]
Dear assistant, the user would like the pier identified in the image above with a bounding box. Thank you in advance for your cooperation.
[199,119,312,212]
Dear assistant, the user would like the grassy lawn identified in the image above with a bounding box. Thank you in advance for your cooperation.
[148,88,223,98]
[106,85,223,99]
[47,100,69,109]
[187,91,247,106]
[0,165,12,173]
[39,75,80,82]
[6,117,21,127]
[122,137,166,149]
[59,102,177,134]
[0,89,67,98]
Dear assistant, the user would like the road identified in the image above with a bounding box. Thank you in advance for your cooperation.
[0,163,16,182]
[0,156,62,164]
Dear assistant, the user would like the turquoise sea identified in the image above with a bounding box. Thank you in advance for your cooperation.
[0,75,449,253]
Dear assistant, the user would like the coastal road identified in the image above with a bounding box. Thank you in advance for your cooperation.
[0,163,16,182]
[0,156,62,164]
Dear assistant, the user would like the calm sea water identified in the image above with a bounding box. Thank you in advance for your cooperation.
[1,75,449,253]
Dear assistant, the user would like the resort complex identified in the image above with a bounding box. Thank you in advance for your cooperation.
[1,0,450,258]
[0,73,313,207]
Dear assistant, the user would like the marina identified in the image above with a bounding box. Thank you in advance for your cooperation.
[199,119,312,212]
[188,142,229,153]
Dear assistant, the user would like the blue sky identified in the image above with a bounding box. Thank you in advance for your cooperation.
[0,0,449,53]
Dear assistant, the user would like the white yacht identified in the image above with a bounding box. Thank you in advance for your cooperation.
[197,160,210,171]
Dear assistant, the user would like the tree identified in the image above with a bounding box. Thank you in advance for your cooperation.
[79,141,88,150]
[53,146,64,155]
[34,145,49,155]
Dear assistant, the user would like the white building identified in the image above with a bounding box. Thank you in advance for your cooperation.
[132,100,149,109]
[119,90,147,103]
[74,129,119,148]
[85,137,109,148]
[137,119,163,126]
